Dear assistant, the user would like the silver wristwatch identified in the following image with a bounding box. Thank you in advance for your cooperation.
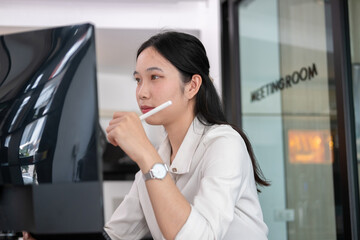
[143,163,169,181]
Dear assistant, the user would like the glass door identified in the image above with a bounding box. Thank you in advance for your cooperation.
[236,0,340,239]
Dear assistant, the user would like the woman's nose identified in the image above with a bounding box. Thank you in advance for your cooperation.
[137,81,150,100]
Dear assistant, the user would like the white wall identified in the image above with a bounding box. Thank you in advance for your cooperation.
[0,0,221,92]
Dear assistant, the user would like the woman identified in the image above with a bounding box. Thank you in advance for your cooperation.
[24,31,269,240]
[104,31,269,240]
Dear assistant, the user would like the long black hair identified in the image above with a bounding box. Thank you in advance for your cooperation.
[137,31,270,191]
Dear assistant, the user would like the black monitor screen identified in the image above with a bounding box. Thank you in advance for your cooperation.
[0,23,101,185]
[0,23,104,238]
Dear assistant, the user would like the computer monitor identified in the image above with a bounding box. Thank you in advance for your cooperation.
[0,23,105,239]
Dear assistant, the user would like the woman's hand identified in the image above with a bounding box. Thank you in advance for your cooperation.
[22,232,36,240]
[106,112,156,169]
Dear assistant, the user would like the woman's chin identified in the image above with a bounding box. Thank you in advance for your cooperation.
[144,119,162,126]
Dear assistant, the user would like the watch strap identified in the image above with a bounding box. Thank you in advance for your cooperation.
[143,171,154,181]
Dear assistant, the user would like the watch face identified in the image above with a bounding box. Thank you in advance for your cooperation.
[152,163,167,179]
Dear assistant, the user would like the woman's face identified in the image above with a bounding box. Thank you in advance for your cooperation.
[134,47,192,126]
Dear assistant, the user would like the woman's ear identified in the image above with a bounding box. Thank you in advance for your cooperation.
[185,74,202,100]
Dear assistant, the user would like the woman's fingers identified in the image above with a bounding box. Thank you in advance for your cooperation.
[106,111,152,163]
[106,112,132,146]
[106,112,138,132]
[106,112,141,147]
[112,111,128,118]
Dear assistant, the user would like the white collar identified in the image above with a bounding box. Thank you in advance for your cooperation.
[157,116,207,174]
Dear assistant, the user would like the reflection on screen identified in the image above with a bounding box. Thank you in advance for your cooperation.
[0,24,101,185]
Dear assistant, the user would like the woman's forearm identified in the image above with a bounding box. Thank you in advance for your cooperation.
[139,150,191,240]
[147,175,191,240]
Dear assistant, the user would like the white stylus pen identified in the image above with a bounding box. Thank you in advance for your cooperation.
[139,100,172,121]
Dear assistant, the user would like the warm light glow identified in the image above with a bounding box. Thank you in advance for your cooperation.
[288,130,334,164]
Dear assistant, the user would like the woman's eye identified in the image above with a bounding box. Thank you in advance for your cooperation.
[151,75,160,80]
[134,77,141,83]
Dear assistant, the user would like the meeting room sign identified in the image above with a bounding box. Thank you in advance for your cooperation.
[250,63,318,102]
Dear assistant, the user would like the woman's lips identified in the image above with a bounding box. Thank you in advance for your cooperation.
[140,106,154,114]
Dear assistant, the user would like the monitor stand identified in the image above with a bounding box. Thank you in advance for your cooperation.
[0,182,104,240]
